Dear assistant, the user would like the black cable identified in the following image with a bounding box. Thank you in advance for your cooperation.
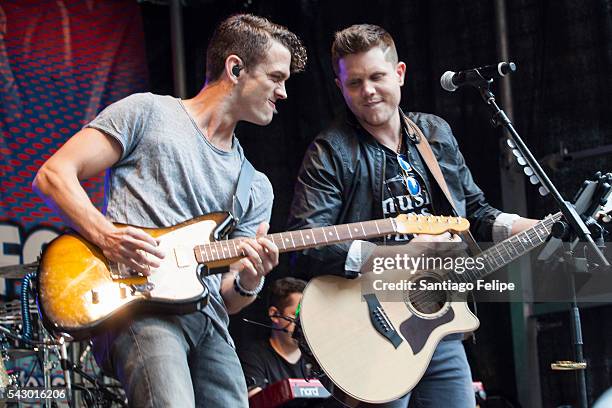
[21,354,42,386]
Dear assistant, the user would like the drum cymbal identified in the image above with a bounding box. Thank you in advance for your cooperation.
[0,262,38,279]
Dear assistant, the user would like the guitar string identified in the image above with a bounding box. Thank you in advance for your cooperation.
[408,214,558,306]
[406,214,559,308]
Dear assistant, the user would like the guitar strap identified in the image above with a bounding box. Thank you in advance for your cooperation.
[205,158,254,277]
[233,157,255,223]
[401,114,482,255]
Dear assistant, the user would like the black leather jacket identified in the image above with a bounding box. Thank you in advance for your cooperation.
[287,109,501,278]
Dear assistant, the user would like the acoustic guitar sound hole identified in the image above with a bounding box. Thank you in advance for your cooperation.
[404,275,449,317]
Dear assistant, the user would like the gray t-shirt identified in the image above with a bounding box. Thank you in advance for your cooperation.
[86,92,273,345]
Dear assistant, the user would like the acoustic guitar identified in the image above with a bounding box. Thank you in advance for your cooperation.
[299,213,560,406]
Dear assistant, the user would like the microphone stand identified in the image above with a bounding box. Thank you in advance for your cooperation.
[470,77,610,408]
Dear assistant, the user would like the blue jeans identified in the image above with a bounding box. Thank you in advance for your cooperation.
[381,339,476,408]
[93,312,247,408]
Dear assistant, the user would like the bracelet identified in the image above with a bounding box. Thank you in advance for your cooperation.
[234,273,265,297]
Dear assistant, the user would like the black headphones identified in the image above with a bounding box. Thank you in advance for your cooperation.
[232,65,243,78]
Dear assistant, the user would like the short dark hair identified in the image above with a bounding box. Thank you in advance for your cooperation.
[267,277,306,311]
[206,14,307,83]
[331,24,397,76]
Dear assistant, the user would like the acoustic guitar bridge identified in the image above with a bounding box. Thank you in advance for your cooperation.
[363,293,403,349]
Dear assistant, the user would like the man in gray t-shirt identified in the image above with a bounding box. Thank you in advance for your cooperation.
[33,14,306,408]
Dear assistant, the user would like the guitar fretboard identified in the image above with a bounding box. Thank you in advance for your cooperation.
[450,212,562,283]
[193,218,398,264]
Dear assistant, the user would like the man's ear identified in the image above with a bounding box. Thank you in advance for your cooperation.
[225,54,244,84]
[268,306,279,321]
[335,77,342,90]
[397,61,407,86]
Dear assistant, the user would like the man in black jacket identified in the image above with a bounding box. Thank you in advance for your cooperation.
[287,24,537,407]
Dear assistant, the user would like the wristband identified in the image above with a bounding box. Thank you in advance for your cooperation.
[234,273,265,297]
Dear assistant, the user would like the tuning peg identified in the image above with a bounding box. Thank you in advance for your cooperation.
[517,157,527,166]
[512,149,522,158]
[524,167,534,176]
[530,175,540,184]
[507,139,516,148]
[538,186,549,196]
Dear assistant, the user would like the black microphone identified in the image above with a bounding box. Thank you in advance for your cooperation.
[440,62,516,92]
[242,317,290,333]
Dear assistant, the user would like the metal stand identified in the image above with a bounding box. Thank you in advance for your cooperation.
[467,76,611,408]
[475,82,608,268]
[567,253,588,408]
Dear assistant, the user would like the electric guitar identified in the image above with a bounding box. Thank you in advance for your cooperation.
[299,213,561,406]
[37,212,469,340]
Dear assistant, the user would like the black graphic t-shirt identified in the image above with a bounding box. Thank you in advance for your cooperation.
[381,139,433,242]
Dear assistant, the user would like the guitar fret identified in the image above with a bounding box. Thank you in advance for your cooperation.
[506,243,515,259]
[538,226,548,242]
[494,246,506,263]
[508,237,520,257]
[501,242,512,259]
[280,234,288,250]
[346,224,353,239]
[333,226,340,242]
[289,231,297,248]
[321,227,329,243]
[482,254,495,273]
[232,240,240,258]
[274,234,287,249]
[216,242,224,259]
[206,243,213,261]
[209,243,217,260]
[299,230,307,246]
[534,227,542,241]
[374,220,381,234]
[307,230,315,244]
[489,252,501,269]
[516,235,527,251]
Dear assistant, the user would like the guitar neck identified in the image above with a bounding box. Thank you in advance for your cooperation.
[194,218,399,265]
[451,212,562,284]
[269,219,399,253]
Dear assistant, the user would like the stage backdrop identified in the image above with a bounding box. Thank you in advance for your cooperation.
[0,0,148,295]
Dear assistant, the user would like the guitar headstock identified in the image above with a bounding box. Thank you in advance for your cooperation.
[394,214,470,235]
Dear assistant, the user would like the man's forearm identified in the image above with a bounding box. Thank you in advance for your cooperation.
[511,217,540,236]
[220,271,259,314]
[33,164,114,246]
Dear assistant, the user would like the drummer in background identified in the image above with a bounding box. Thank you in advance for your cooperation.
[239,277,307,397]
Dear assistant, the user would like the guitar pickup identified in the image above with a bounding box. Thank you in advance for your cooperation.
[363,294,403,349]
[109,261,149,285]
